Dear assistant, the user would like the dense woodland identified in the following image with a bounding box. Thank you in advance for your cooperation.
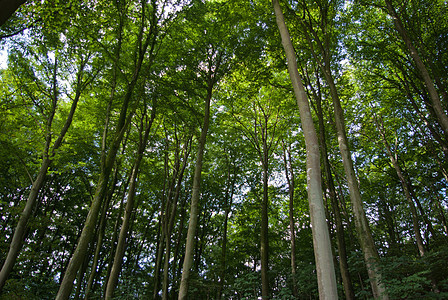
[0,0,447,299]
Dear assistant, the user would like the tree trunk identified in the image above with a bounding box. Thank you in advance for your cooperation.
[0,158,50,291]
[218,161,236,300]
[297,6,388,295]
[57,60,140,300]
[172,193,188,295]
[374,116,426,256]
[103,181,128,297]
[326,70,388,300]
[56,9,156,295]
[178,77,213,300]
[162,137,191,300]
[260,140,270,299]
[272,1,338,298]
[105,107,155,299]
[281,141,298,298]
[84,165,121,299]
[313,90,355,300]
[0,58,83,291]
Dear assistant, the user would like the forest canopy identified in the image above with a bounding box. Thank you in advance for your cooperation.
[0,0,447,299]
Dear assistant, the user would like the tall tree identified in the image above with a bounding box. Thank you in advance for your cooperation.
[281,140,299,297]
[0,41,95,292]
[104,101,156,299]
[177,1,242,297]
[306,69,355,300]
[272,0,338,298]
[231,86,285,299]
[384,0,448,139]
[178,60,216,300]
[56,0,161,297]
[295,0,389,297]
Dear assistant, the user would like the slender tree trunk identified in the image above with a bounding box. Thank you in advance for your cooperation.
[160,140,178,300]
[56,9,156,295]
[406,176,438,239]
[400,78,448,157]
[326,64,389,298]
[84,33,124,295]
[218,161,236,300]
[84,165,121,299]
[281,142,298,298]
[272,1,338,298]
[57,61,141,300]
[162,138,191,300]
[57,169,116,299]
[74,243,93,300]
[0,58,84,291]
[104,164,140,299]
[153,225,165,299]
[103,181,128,296]
[384,0,448,139]
[154,151,170,299]
[105,107,155,299]
[172,193,188,294]
[0,158,50,292]
[298,6,388,295]
[433,192,448,236]
[161,234,172,299]
[374,116,426,256]
[178,78,213,300]
[314,92,355,300]
[260,142,270,299]
[326,71,388,299]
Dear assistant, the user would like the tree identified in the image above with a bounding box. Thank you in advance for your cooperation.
[293,0,389,297]
[272,0,338,298]
[1,0,448,298]
[231,84,286,299]
[104,101,156,299]
[383,0,448,140]
[0,28,97,292]
[56,0,162,297]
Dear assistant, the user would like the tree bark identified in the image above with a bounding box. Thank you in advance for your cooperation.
[218,160,236,300]
[56,6,156,295]
[314,90,355,300]
[178,76,213,300]
[272,1,338,298]
[374,116,426,256]
[103,180,128,297]
[84,165,121,299]
[153,224,164,299]
[260,127,270,299]
[57,48,146,300]
[162,137,191,300]
[0,57,84,292]
[281,141,298,298]
[105,106,156,299]
[0,158,50,292]
[232,98,280,299]
[326,71,388,299]
[326,69,388,300]
[298,5,388,296]
[178,97,212,299]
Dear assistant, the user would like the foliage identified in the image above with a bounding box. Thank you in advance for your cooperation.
[0,0,447,299]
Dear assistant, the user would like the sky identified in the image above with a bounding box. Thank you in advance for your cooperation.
[0,49,7,69]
